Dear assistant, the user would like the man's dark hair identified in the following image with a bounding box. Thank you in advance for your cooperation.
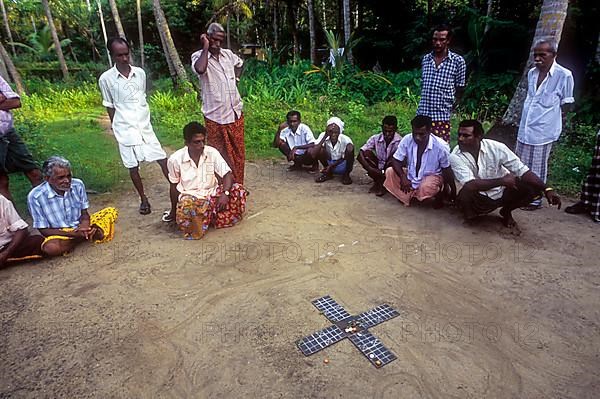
[382,115,397,127]
[286,110,301,120]
[433,24,452,38]
[183,121,207,142]
[107,37,130,54]
[459,119,484,137]
[411,115,432,129]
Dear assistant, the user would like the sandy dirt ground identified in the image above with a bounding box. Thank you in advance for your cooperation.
[1,148,600,398]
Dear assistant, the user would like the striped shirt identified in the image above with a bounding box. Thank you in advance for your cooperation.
[416,51,466,121]
[27,179,89,229]
[0,75,19,135]
[191,49,244,124]
[360,132,403,170]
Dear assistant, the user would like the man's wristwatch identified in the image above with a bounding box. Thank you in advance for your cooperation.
[223,190,230,196]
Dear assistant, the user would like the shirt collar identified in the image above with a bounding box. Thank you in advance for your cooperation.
[43,181,66,199]
[113,64,135,79]
[183,146,207,165]
[548,61,557,77]
[377,132,401,144]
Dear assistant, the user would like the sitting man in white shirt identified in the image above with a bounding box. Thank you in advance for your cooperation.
[314,117,354,185]
[167,122,248,240]
[273,110,319,172]
[450,120,561,232]
[383,115,455,208]
[0,194,45,268]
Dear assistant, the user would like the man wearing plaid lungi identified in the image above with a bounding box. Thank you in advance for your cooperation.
[565,129,600,222]
[416,24,466,143]
[516,39,574,210]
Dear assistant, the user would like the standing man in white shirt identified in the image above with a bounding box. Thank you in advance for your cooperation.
[451,120,561,232]
[98,38,170,216]
[273,110,319,172]
[515,39,574,210]
[192,23,246,184]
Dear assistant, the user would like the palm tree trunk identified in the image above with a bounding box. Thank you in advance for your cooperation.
[0,0,15,57]
[152,0,189,86]
[137,0,145,68]
[41,0,69,80]
[0,46,9,82]
[0,41,24,94]
[108,0,126,39]
[342,0,352,63]
[502,0,569,126]
[97,0,112,66]
[157,19,176,82]
[595,31,600,64]
[286,3,299,58]
[307,0,317,64]
[273,2,278,49]
[30,15,37,34]
[226,13,231,49]
[484,0,494,34]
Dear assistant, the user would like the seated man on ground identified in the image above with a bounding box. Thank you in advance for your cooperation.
[384,115,455,207]
[357,115,402,196]
[0,193,45,268]
[167,122,248,240]
[449,119,561,231]
[314,117,354,185]
[27,156,118,256]
[273,110,319,172]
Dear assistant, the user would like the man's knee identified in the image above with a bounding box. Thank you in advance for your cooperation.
[345,143,355,156]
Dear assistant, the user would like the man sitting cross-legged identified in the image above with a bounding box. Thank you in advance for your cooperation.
[384,115,455,207]
[27,156,118,256]
[0,193,45,268]
[357,115,402,196]
[449,119,561,232]
[167,122,248,240]
[314,117,354,185]
[273,110,319,172]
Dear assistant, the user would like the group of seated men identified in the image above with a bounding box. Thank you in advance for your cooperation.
[274,111,561,231]
[0,122,247,267]
[0,112,562,268]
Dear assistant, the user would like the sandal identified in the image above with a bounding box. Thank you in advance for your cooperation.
[315,173,333,183]
[520,204,542,211]
[139,200,151,215]
[162,210,174,222]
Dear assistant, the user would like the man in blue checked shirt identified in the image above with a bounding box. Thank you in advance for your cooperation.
[27,156,118,256]
[416,24,466,143]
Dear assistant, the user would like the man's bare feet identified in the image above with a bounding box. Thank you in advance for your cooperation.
[368,183,379,193]
[500,208,521,235]
[375,186,386,197]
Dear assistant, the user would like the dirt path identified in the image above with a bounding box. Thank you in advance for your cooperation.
[1,133,599,397]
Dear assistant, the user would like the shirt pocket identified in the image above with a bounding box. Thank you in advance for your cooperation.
[538,91,560,108]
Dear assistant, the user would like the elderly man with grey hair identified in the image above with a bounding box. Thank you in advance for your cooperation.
[191,22,246,184]
[515,38,574,210]
[27,156,118,256]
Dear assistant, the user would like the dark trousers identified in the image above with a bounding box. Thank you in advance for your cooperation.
[457,179,540,220]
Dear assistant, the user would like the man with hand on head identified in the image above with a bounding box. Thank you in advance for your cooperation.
[192,23,246,184]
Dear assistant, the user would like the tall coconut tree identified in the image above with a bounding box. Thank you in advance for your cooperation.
[0,41,24,94]
[152,0,188,85]
[502,0,569,126]
[136,0,144,68]
[0,0,15,57]
[108,0,126,39]
[41,0,69,79]
[96,0,111,66]
[342,0,352,63]
[307,0,316,64]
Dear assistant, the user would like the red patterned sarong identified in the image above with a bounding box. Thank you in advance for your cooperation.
[204,115,245,184]
[175,183,247,240]
[432,121,451,143]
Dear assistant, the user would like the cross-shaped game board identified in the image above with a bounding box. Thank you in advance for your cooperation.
[296,295,400,368]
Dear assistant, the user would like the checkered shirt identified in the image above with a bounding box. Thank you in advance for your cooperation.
[0,74,19,136]
[27,179,90,229]
[416,51,466,121]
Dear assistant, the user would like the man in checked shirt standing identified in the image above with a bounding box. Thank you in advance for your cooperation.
[416,25,466,143]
